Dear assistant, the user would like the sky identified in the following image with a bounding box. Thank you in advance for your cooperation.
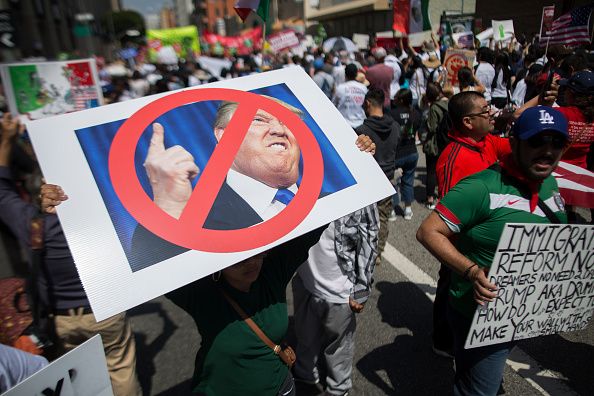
[121,0,173,15]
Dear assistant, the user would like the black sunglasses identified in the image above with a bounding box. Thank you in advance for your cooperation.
[463,105,493,118]
[526,134,567,149]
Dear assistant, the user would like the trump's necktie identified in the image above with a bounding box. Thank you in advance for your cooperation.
[274,188,295,205]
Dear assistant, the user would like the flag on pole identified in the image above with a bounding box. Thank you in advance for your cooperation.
[547,4,593,47]
[234,0,270,22]
[554,161,594,208]
[393,0,431,35]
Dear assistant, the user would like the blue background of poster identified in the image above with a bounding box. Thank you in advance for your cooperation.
[75,84,357,271]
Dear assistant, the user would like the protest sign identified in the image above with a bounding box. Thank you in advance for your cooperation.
[465,223,594,349]
[0,59,102,121]
[540,6,556,38]
[492,19,514,42]
[443,49,475,86]
[268,30,299,52]
[352,33,370,50]
[452,31,474,49]
[197,56,232,79]
[26,67,395,320]
[202,26,262,56]
[4,335,112,396]
[147,26,199,59]
[147,26,200,62]
[476,27,493,47]
[408,30,432,47]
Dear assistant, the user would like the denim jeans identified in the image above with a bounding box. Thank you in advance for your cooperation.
[393,151,419,206]
[448,305,514,396]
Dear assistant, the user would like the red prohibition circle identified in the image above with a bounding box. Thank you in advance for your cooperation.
[109,88,324,253]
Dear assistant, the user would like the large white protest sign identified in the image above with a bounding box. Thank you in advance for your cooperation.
[352,33,370,50]
[3,335,112,396]
[26,67,395,321]
[465,223,594,349]
[0,59,103,121]
[492,20,515,42]
[408,30,432,47]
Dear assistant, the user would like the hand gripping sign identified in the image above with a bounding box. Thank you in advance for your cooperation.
[109,89,324,253]
[27,68,395,320]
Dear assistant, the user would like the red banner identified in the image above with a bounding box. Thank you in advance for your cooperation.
[202,26,263,55]
[393,0,410,34]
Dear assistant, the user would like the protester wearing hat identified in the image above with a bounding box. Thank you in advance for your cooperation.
[366,47,394,108]
[418,106,568,396]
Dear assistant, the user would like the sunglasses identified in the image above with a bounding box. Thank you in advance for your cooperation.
[463,105,493,118]
[526,134,567,149]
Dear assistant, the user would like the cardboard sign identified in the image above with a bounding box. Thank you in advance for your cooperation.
[3,335,112,396]
[0,59,103,121]
[452,31,474,49]
[352,33,370,50]
[443,49,475,86]
[492,19,514,42]
[147,26,200,62]
[465,224,594,349]
[540,6,556,37]
[408,30,432,47]
[268,30,299,52]
[26,67,394,320]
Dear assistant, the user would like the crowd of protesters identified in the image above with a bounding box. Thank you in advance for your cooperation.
[1,24,593,396]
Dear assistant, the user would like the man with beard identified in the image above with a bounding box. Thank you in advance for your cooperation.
[417,107,568,395]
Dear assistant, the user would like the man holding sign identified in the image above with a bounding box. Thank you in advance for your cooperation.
[417,107,568,396]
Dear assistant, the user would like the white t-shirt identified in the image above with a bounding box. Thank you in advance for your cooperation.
[491,66,511,99]
[297,221,353,303]
[332,80,368,128]
[384,54,402,99]
[475,62,496,102]
[410,67,427,100]
[512,79,527,107]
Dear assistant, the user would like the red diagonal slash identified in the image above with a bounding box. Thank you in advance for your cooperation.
[109,88,324,252]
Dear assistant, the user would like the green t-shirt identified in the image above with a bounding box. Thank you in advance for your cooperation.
[166,228,324,396]
[437,166,567,318]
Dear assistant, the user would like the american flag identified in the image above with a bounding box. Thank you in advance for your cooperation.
[546,5,593,47]
[554,161,594,209]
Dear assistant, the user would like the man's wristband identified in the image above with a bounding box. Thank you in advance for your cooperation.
[462,263,478,281]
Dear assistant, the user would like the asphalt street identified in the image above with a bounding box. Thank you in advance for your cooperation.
[128,148,594,396]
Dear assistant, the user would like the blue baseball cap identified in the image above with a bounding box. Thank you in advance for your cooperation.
[511,107,568,140]
[559,70,594,94]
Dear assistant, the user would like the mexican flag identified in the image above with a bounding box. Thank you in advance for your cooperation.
[234,0,270,22]
[393,0,431,35]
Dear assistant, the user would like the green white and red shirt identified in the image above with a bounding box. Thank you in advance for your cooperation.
[436,165,567,318]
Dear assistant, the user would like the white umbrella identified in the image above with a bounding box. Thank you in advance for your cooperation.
[322,37,358,53]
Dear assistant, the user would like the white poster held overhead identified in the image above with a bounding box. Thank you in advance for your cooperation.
[0,59,103,122]
[352,33,370,50]
[26,67,395,321]
[465,223,594,349]
[408,30,433,47]
[3,335,112,396]
[492,20,515,42]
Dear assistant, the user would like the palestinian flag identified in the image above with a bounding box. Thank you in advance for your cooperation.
[393,0,431,35]
[234,0,270,22]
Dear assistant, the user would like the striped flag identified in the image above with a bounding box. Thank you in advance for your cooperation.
[393,0,431,35]
[234,0,270,22]
[545,5,593,47]
[553,161,594,208]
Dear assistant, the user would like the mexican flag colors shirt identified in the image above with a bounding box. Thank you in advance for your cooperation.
[436,165,567,318]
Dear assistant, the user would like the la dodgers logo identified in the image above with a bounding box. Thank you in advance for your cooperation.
[539,110,555,124]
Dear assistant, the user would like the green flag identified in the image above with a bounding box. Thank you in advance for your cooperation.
[256,0,270,22]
